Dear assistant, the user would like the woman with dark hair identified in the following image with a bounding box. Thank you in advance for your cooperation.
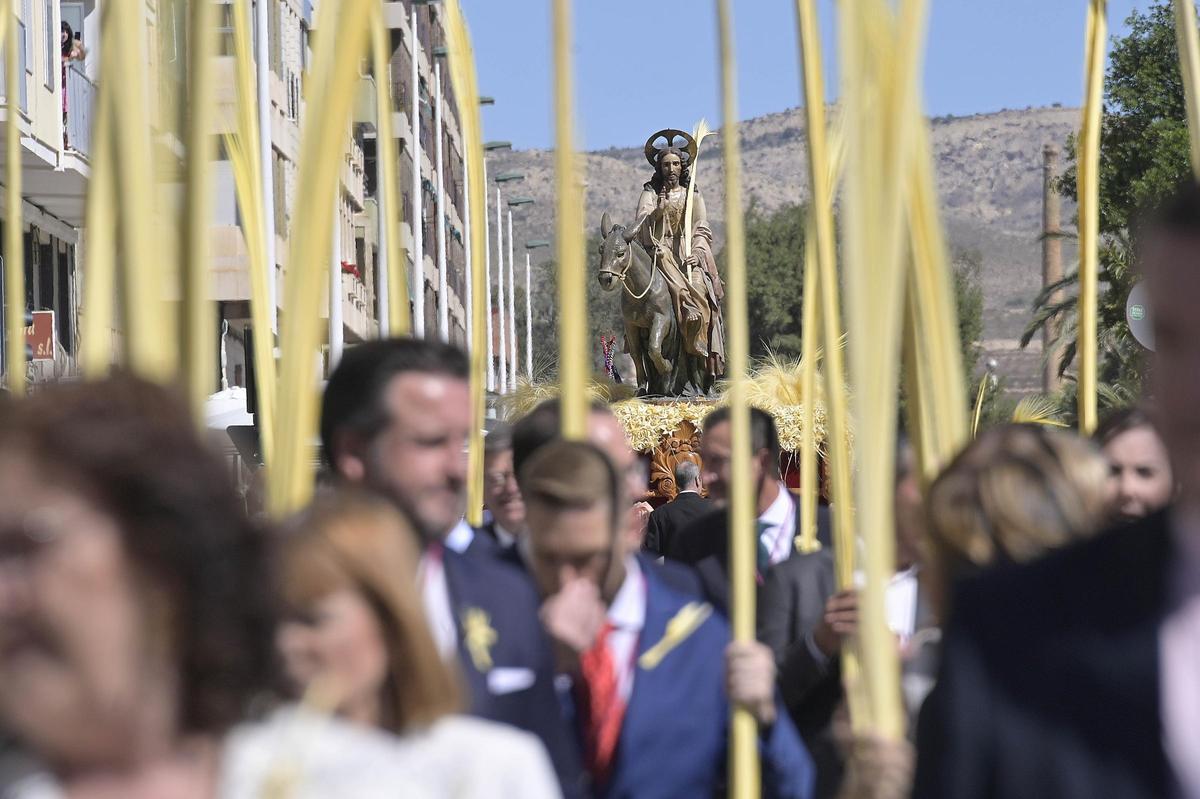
[60,22,83,148]
[277,491,560,797]
[1094,406,1175,523]
[0,375,424,797]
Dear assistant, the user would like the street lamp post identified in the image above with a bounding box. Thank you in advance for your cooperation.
[508,211,516,388]
[507,197,534,389]
[434,59,449,341]
[525,238,550,379]
[481,141,512,392]
[409,6,424,337]
[255,0,277,334]
[493,171,524,393]
[495,187,506,393]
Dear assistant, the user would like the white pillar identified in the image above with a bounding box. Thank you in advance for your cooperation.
[525,252,533,378]
[255,0,278,334]
[329,203,344,371]
[496,187,508,394]
[409,8,425,338]
[483,160,494,391]
[434,63,449,341]
[377,132,390,339]
[463,154,472,349]
[507,210,517,389]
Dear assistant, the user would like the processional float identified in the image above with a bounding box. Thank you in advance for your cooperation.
[3,0,1155,791]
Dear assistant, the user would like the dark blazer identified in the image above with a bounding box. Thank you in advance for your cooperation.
[759,550,842,799]
[643,491,712,557]
[474,520,515,552]
[575,562,816,799]
[912,512,1173,799]
[441,548,586,798]
[668,500,833,613]
[461,528,498,559]
[761,552,939,799]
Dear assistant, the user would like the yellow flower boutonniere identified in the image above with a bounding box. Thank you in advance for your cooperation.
[462,607,498,672]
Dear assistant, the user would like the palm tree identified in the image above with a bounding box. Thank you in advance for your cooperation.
[1020,229,1145,421]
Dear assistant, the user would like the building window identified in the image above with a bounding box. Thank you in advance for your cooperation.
[21,0,31,75]
[273,152,287,233]
[43,0,53,89]
[268,0,282,75]
[299,20,309,73]
[217,4,235,56]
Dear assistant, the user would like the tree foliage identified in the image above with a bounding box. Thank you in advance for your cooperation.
[1027,1,1183,399]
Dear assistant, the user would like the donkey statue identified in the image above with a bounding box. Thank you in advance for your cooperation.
[596,211,692,396]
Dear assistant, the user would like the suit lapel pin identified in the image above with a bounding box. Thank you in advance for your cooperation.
[638,601,713,669]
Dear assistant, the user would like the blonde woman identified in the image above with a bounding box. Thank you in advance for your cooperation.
[839,425,1110,799]
[277,491,561,798]
[922,423,1110,621]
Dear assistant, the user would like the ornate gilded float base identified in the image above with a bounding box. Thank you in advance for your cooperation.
[611,398,830,502]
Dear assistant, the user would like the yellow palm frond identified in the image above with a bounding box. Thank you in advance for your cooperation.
[1012,395,1069,427]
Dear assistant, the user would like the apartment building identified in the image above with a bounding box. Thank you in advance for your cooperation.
[212,0,381,389]
[383,0,469,347]
[0,0,96,384]
[0,0,473,394]
[214,0,471,389]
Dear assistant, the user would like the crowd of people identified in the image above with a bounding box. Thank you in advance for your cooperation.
[0,183,1197,798]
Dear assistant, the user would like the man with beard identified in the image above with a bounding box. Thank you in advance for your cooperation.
[321,338,584,797]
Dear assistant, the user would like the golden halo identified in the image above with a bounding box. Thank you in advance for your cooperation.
[644,128,698,167]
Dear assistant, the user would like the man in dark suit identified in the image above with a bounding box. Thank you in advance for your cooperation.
[521,439,815,798]
[668,407,830,610]
[478,422,525,556]
[642,459,711,557]
[761,439,933,798]
[321,339,583,797]
[511,398,706,599]
[913,183,1200,798]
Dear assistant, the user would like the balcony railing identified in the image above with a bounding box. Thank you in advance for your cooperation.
[65,64,94,156]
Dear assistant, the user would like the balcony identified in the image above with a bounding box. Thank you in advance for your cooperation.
[0,17,90,228]
[64,64,94,157]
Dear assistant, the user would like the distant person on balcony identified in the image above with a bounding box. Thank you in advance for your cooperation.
[61,22,85,149]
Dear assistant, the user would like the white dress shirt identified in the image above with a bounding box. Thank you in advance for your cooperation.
[1161,509,1200,797]
[492,522,518,550]
[446,518,475,553]
[806,566,922,666]
[605,556,648,703]
[886,566,920,644]
[419,547,459,661]
[758,482,797,567]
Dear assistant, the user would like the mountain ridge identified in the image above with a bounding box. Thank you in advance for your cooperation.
[487,105,1081,392]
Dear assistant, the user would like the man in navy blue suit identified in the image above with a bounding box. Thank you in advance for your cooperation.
[511,398,707,599]
[320,338,584,797]
[521,438,815,799]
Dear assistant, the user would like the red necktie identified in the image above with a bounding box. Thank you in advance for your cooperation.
[575,622,626,784]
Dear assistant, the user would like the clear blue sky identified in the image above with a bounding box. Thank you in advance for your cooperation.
[461,0,1158,151]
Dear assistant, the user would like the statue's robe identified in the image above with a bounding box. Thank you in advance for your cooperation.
[634,183,726,378]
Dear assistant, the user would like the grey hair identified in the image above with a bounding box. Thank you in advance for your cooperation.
[674,459,701,491]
